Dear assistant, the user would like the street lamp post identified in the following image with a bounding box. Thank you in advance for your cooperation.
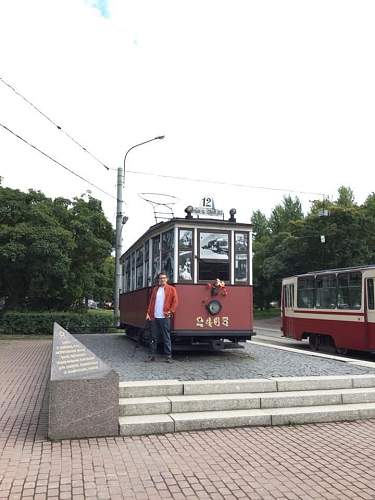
[114,135,165,327]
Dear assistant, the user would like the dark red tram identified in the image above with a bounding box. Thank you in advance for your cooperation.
[119,209,254,350]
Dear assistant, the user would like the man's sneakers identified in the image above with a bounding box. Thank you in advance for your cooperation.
[145,355,172,363]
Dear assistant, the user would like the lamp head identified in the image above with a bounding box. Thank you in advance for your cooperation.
[185,205,194,219]
[229,208,237,222]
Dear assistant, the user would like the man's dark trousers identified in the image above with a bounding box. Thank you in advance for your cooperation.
[150,318,172,358]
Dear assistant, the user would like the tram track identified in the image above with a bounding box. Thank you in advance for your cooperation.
[252,327,375,365]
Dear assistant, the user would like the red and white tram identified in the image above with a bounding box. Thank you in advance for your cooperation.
[119,207,254,350]
[282,266,375,354]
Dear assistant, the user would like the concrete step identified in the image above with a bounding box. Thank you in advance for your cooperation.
[119,387,375,416]
[119,414,174,436]
[119,402,375,435]
[119,375,375,399]
[119,379,183,398]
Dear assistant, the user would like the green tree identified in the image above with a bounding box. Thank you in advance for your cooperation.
[336,186,355,208]
[269,195,303,234]
[251,210,270,240]
[0,187,114,310]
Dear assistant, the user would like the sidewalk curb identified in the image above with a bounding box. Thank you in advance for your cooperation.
[251,339,375,369]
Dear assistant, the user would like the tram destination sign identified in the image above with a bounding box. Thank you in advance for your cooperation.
[192,196,224,218]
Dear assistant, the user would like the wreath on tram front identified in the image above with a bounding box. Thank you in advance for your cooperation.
[207,278,227,297]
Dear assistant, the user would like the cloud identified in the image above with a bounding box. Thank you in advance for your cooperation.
[86,0,110,18]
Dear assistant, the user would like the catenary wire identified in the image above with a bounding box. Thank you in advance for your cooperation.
[121,169,326,197]
[0,122,117,201]
[0,75,110,171]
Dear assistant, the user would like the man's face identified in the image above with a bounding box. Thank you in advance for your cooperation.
[159,274,168,286]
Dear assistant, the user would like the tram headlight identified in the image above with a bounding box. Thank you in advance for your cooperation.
[206,300,222,315]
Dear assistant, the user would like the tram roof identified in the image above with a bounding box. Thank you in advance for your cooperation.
[290,264,375,279]
[120,216,252,260]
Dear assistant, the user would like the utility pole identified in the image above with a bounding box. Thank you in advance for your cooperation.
[114,167,124,327]
[114,135,165,327]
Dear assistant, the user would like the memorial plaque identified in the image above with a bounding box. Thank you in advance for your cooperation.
[49,323,119,440]
[51,323,108,379]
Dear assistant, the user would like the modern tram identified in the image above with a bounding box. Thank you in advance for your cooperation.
[119,207,254,350]
[281,265,375,354]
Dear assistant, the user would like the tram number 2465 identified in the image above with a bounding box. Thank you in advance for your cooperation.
[196,316,230,328]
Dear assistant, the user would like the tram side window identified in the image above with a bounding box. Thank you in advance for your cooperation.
[368,279,374,310]
[136,248,144,289]
[144,240,150,287]
[178,229,193,282]
[297,277,315,308]
[125,257,131,292]
[152,236,160,284]
[337,272,362,310]
[131,253,136,291]
[161,229,174,282]
[316,274,337,309]
[234,232,249,283]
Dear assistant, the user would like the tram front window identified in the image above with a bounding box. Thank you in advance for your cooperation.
[198,261,229,282]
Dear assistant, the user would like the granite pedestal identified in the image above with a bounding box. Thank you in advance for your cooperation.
[48,323,119,440]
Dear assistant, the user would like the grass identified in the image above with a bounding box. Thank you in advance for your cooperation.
[0,335,52,340]
[87,308,113,316]
[253,308,281,320]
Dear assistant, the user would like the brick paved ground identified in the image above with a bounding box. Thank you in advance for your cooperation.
[2,340,375,499]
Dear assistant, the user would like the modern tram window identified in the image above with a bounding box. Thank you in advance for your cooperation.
[337,272,362,310]
[297,277,315,308]
[316,274,337,309]
[368,279,375,310]
[284,284,295,308]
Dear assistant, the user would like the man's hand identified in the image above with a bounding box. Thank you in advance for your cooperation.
[165,311,172,318]
[146,313,150,320]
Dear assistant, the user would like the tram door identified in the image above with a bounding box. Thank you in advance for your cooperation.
[282,282,295,337]
[365,274,375,348]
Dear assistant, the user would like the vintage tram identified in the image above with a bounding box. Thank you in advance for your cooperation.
[119,207,254,350]
[281,265,375,354]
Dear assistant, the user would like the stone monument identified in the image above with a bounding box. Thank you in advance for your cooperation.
[48,322,119,440]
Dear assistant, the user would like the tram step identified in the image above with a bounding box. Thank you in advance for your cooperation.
[119,402,375,435]
[119,387,375,416]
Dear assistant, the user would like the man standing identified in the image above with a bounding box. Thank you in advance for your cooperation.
[146,272,178,362]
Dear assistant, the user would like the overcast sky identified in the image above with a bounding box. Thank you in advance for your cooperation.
[1,0,374,250]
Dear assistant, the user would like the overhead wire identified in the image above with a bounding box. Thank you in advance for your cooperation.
[0,122,117,201]
[123,169,326,197]
[0,75,110,171]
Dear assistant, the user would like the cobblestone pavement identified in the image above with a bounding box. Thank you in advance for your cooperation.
[76,334,375,381]
[254,317,281,331]
[3,340,375,499]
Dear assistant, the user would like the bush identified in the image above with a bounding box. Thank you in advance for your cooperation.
[0,311,114,335]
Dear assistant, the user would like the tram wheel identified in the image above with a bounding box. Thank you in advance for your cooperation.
[336,347,348,355]
[309,334,319,351]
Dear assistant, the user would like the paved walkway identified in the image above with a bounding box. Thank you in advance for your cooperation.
[2,340,375,499]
